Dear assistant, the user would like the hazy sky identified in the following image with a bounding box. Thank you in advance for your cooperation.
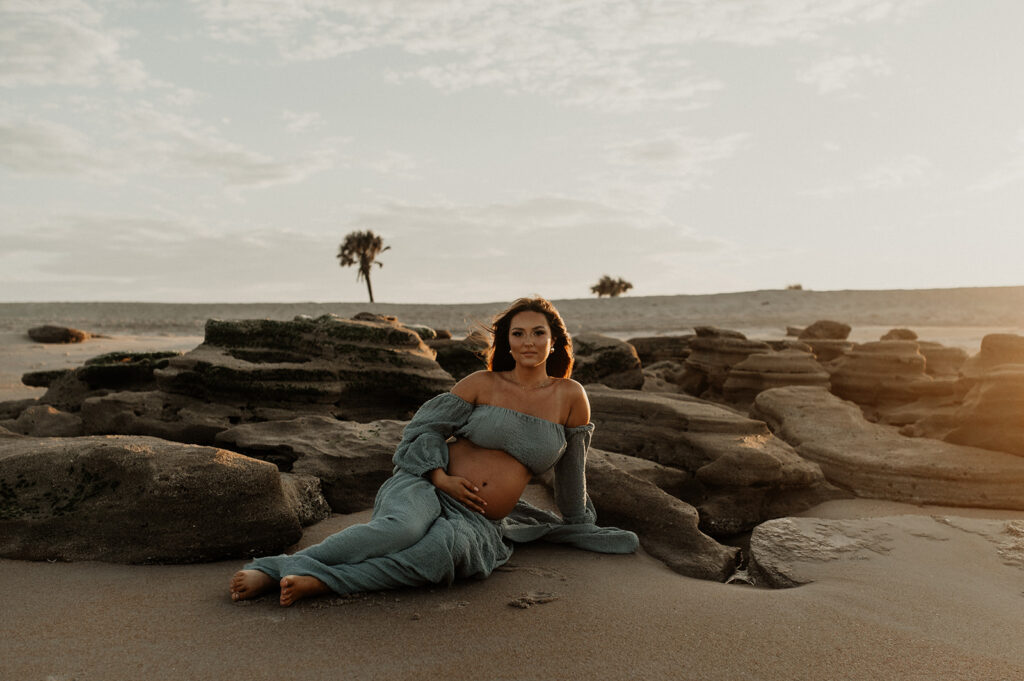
[2,0,1023,303]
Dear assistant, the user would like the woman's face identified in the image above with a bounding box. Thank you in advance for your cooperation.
[508,310,554,368]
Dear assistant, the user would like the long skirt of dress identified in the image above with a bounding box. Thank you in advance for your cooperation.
[244,471,513,595]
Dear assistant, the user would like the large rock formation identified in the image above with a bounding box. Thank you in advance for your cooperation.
[0,433,303,563]
[679,327,771,398]
[587,387,840,536]
[155,316,455,420]
[722,349,830,406]
[828,341,953,408]
[798,320,851,340]
[0,404,82,437]
[751,386,1024,509]
[30,351,182,412]
[918,342,968,377]
[571,333,643,389]
[584,450,738,581]
[215,417,406,512]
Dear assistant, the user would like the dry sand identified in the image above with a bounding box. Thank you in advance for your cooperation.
[2,291,1023,680]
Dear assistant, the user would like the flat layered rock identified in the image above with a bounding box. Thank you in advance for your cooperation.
[215,417,406,512]
[681,328,771,397]
[751,386,1024,509]
[829,341,951,407]
[722,349,829,406]
[798,320,851,340]
[944,365,1024,457]
[0,434,302,563]
[155,315,455,420]
[0,404,82,437]
[588,387,839,536]
[426,334,488,380]
[27,325,91,343]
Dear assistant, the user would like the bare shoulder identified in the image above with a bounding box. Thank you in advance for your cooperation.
[451,370,495,403]
[557,378,591,427]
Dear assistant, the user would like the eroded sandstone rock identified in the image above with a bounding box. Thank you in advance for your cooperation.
[1,405,82,437]
[28,325,90,344]
[722,349,830,406]
[588,387,839,536]
[571,333,643,389]
[751,386,1024,509]
[798,320,851,340]
[0,435,302,563]
[680,328,771,398]
[215,417,406,512]
[427,332,489,380]
[626,335,692,365]
[584,450,738,581]
[155,315,454,420]
[829,341,951,407]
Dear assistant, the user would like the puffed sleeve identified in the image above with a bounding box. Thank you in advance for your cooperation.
[392,392,474,477]
[553,423,598,525]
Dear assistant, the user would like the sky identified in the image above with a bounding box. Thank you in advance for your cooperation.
[2,0,1023,304]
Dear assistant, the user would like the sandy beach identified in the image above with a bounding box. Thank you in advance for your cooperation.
[2,289,1023,680]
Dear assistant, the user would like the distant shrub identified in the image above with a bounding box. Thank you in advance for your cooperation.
[786,283,804,290]
[591,275,634,298]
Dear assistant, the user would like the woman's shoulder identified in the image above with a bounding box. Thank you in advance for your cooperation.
[451,370,497,403]
[555,378,590,427]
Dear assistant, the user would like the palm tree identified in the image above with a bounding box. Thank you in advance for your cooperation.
[590,275,633,298]
[337,230,390,302]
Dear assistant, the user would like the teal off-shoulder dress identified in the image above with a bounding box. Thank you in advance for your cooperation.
[244,392,638,594]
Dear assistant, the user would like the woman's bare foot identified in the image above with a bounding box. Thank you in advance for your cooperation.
[279,575,331,607]
[229,569,275,602]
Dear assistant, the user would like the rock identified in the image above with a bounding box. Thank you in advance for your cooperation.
[4,405,83,437]
[405,323,438,341]
[943,365,1024,457]
[798,320,851,340]
[571,333,643,390]
[626,335,692,365]
[352,312,397,323]
[584,450,738,581]
[751,386,1024,509]
[764,340,813,352]
[280,472,332,526]
[917,342,968,377]
[829,341,951,407]
[34,351,182,412]
[80,390,244,445]
[434,329,452,340]
[785,326,804,337]
[641,360,687,394]
[748,515,1024,589]
[27,325,90,343]
[722,349,830,406]
[21,369,72,388]
[960,333,1024,382]
[801,339,854,362]
[0,399,39,421]
[881,328,918,341]
[0,435,302,563]
[680,329,771,398]
[215,417,406,513]
[155,315,455,420]
[426,333,489,381]
[588,387,840,536]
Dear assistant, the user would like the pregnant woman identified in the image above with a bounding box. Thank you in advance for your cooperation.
[229,296,638,606]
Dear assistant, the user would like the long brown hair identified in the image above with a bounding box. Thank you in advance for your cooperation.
[485,297,574,379]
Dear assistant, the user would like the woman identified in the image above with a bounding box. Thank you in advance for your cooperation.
[229,297,637,606]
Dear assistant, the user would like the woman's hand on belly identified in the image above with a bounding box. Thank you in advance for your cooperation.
[428,468,488,514]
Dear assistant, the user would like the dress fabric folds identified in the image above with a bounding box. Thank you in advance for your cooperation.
[245,392,638,594]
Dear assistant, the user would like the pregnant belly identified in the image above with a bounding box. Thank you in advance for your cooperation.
[447,438,533,520]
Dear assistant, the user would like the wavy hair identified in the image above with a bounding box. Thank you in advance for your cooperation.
[485,297,574,379]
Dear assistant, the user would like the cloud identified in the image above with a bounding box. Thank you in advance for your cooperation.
[0,108,340,188]
[797,53,890,94]
[282,109,325,133]
[187,0,931,112]
[968,129,1024,194]
[803,154,932,197]
[1,0,151,90]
